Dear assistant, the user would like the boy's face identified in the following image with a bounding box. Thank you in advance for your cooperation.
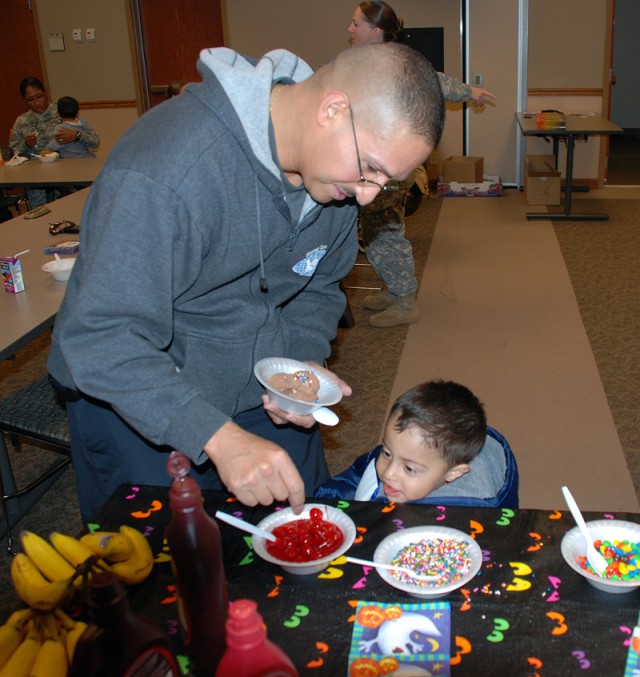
[375,413,469,503]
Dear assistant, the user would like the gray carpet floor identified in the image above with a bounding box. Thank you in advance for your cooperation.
[1,191,638,619]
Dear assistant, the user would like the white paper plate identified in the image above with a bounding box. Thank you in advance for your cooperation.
[560,519,640,593]
[373,525,482,599]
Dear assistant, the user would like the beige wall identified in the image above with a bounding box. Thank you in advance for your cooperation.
[34,0,610,183]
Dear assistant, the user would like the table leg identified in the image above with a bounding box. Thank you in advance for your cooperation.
[527,134,609,221]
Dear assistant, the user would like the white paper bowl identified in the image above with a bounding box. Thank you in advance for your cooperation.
[254,357,342,416]
[252,504,356,575]
[42,257,76,281]
[38,152,59,163]
[373,525,482,599]
[561,519,640,594]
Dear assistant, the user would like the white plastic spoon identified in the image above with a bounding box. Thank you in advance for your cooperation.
[345,556,441,582]
[312,407,339,426]
[561,486,608,576]
[54,253,63,269]
[214,510,277,542]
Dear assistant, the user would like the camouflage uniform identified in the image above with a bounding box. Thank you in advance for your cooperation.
[360,73,473,297]
[9,104,100,207]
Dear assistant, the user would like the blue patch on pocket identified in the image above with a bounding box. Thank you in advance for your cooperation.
[293,245,328,277]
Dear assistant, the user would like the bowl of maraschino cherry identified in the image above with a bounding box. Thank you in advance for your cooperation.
[252,503,356,575]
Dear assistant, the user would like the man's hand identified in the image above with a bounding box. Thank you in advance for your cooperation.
[469,86,496,106]
[262,361,351,427]
[25,133,37,148]
[205,421,306,513]
[54,127,79,144]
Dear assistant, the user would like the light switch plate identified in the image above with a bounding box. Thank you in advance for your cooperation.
[86,27,96,42]
[72,28,82,42]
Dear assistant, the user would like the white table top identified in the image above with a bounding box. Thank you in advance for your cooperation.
[0,189,88,361]
[0,156,104,188]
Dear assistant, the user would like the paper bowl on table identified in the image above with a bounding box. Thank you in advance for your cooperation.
[561,519,640,594]
[254,357,342,417]
[42,257,76,281]
[252,504,356,576]
[38,151,59,163]
[373,525,482,599]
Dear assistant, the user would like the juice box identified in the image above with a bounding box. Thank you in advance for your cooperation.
[1,256,26,293]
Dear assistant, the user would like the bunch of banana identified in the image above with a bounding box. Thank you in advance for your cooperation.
[0,607,86,677]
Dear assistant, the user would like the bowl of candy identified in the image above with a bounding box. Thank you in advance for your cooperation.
[254,357,342,424]
[373,525,482,599]
[42,257,76,281]
[560,519,640,593]
[38,150,59,163]
[252,504,356,575]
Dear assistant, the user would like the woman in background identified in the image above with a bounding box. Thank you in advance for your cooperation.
[347,1,496,328]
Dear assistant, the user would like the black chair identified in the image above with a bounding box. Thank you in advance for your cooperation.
[0,377,71,552]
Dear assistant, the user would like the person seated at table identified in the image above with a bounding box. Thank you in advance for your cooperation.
[45,96,98,158]
[315,380,519,508]
[8,77,100,207]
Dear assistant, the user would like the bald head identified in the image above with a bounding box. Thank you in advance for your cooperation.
[314,42,444,148]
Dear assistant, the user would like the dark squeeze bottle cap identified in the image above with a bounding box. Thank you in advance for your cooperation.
[166,450,203,509]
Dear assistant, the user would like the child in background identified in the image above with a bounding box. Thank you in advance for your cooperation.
[315,380,519,508]
[46,96,97,158]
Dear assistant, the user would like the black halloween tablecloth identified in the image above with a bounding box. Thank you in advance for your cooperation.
[91,484,640,676]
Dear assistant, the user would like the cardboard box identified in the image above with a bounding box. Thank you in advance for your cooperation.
[1,256,25,293]
[437,176,504,198]
[525,154,561,205]
[443,156,483,183]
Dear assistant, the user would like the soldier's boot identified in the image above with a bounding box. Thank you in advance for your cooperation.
[363,288,396,311]
[368,295,420,328]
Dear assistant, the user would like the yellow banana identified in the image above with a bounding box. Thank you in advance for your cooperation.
[107,525,154,585]
[0,612,29,672]
[0,622,40,677]
[53,608,88,665]
[80,530,134,562]
[30,638,68,677]
[10,554,73,612]
[20,531,77,583]
[49,531,99,568]
[64,620,88,665]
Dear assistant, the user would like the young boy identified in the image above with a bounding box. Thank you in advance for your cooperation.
[46,96,97,158]
[314,380,518,508]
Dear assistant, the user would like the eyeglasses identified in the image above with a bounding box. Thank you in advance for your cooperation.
[348,106,398,192]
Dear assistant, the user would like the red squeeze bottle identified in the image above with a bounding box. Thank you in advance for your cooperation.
[165,450,228,675]
[68,569,180,677]
[215,598,299,677]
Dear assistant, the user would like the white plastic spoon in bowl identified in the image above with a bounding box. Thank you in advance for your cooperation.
[561,485,608,576]
[215,510,277,542]
[345,556,441,582]
[312,407,339,426]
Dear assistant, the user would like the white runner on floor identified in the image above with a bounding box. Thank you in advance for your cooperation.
[388,194,638,512]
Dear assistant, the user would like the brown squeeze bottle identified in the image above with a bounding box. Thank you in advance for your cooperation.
[69,569,180,676]
[165,450,228,675]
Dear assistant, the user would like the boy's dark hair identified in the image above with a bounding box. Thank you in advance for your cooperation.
[57,96,79,120]
[390,380,487,466]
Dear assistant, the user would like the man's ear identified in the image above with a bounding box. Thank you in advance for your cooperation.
[445,464,470,483]
[317,90,350,127]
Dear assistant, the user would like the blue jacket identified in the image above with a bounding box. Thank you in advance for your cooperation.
[315,426,519,508]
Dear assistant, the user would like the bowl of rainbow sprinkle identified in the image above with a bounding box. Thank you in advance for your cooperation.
[561,519,640,593]
[373,525,482,599]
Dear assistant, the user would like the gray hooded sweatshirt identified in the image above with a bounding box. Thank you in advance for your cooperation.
[48,48,358,466]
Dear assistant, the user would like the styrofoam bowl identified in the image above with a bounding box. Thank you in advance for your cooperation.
[373,525,482,599]
[561,519,640,593]
[38,152,59,163]
[42,257,76,281]
[254,357,342,416]
[252,504,356,575]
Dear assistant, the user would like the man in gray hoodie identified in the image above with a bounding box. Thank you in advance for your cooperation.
[48,42,445,521]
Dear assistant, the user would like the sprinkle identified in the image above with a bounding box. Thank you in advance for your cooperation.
[389,538,471,588]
